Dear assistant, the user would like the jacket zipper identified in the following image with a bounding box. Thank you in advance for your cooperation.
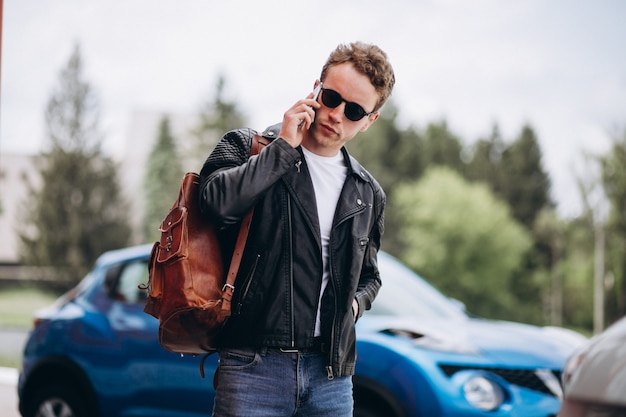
[287,193,295,348]
[326,248,337,380]
[325,205,367,380]
[236,254,260,314]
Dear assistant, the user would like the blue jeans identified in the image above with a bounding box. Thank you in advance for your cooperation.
[212,347,353,417]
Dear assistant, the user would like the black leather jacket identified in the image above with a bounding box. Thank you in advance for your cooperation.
[198,125,384,377]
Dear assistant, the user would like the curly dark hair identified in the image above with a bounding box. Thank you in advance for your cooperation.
[320,42,395,112]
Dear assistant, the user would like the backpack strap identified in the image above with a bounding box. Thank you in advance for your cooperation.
[219,131,270,319]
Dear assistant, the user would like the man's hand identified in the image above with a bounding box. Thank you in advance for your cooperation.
[279,91,320,148]
[352,299,359,321]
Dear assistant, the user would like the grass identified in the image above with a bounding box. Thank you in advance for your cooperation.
[0,287,58,369]
[0,287,58,329]
[0,354,22,369]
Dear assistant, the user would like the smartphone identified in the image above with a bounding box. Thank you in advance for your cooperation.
[311,82,322,101]
[298,83,322,129]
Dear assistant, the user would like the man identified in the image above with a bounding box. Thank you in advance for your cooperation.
[199,41,395,417]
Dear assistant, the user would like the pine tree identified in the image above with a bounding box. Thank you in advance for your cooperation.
[18,44,131,289]
[422,120,464,172]
[189,75,247,168]
[500,125,553,229]
[142,115,183,243]
[465,124,506,190]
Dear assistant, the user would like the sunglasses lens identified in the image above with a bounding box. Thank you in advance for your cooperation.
[320,88,368,121]
[344,104,366,121]
[321,89,342,108]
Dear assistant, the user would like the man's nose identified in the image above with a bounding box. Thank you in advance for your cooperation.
[328,102,346,122]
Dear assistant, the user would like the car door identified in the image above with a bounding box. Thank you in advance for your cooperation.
[96,258,217,417]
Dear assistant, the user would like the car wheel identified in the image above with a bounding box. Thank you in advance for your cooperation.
[355,400,402,417]
[354,381,406,417]
[24,383,89,417]
[354,407,380,417]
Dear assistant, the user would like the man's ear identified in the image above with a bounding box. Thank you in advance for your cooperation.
[359,112,379,132]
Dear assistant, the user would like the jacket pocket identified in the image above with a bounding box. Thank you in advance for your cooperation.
[235,253,261,315]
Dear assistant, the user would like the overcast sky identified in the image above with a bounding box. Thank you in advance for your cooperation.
[2,0,625,218]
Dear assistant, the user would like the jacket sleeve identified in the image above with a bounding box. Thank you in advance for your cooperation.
[198,129,301,229]
[354,184,386,320]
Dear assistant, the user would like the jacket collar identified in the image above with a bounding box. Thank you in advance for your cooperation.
[263,122,372,185]
[341,146,372,185]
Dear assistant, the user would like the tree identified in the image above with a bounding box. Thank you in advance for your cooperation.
[18,44,131,289]
[189,75,247,168]
[533,208,566,326]
[421,120,465,173]
[467,124,552,230]
[500,125,553,229]
[392,166,533,320]
[600,127,626,322]
[465,123,506,189]
[142,115,183,243]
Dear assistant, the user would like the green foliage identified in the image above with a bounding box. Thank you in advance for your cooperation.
[560,217,595,329]
[393,167,533,319]
[600,128,626,320]
[501,125,553,228]
[465,124,506,190]
[465,125,554,324]
[467,124,552,230]
[142,116,184,243]
[17,44,131,289]
[189,74,248,168]
[422,120,465,172]
[530,208,567,325]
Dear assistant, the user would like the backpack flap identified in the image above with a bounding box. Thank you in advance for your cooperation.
[156,206,188,263]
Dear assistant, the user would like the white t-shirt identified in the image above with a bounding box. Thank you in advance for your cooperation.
[301,146,348,336]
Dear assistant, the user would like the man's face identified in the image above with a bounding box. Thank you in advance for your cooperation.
[303,63,379,157]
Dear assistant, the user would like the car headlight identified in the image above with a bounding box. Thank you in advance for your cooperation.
[463,375,505,411]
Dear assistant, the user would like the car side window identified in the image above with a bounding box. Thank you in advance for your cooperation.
[115,261,149,304]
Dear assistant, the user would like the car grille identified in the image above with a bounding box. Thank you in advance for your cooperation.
[439,364,562,396]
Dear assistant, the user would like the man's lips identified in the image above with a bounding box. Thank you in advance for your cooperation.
[320,123,338,136]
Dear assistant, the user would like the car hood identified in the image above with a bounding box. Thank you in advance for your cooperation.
[360,315,586,367]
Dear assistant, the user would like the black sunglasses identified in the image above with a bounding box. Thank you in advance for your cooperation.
[319,86,375,122]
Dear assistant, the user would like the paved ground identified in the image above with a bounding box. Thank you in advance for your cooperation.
[0,329,28,417]
[0,328,28,355]
[0,368,20,417]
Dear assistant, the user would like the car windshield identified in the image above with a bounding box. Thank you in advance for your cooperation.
[369,252,468,320]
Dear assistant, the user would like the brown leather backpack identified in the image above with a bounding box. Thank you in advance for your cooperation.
[143,131,268,357]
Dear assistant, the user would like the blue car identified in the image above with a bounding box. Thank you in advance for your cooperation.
[18,244,585,417]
